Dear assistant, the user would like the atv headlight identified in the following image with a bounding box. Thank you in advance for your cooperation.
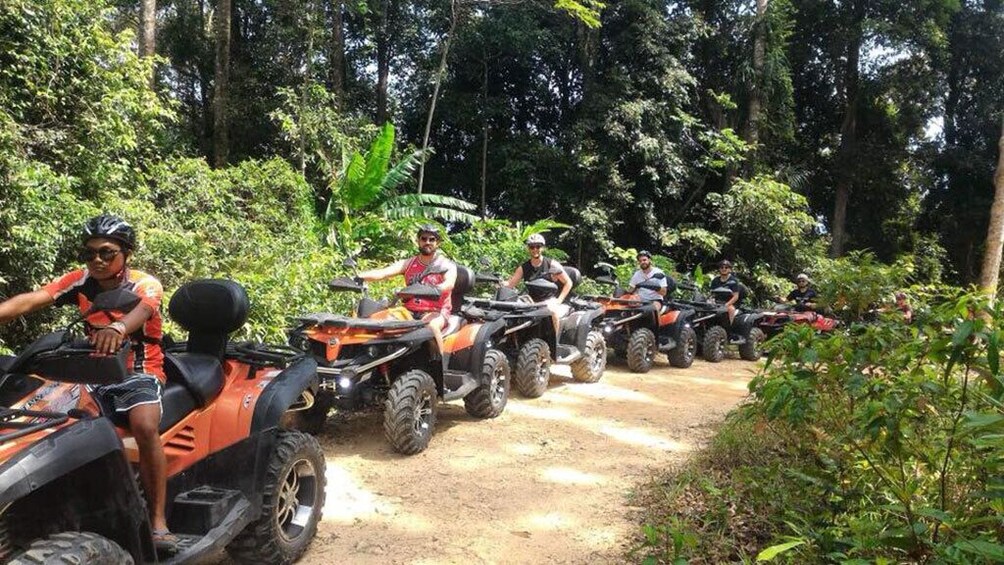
[338,377,352,389]
[602,324,615,335]
[367,345,381,358]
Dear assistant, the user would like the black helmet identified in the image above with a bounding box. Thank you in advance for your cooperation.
[718,259,732,268]
[82,214,136,250]
[637,250,652,259]
[417,223,441,239]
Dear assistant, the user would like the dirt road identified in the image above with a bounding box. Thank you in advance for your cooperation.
[295,358,754,564]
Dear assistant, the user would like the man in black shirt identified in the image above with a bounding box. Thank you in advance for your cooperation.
[786,273,818,311]
[709,259,741,322]
[504,233,572,312]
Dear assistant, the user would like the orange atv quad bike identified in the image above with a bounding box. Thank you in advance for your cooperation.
[585,263,697,372]
[288,265,511,455]
[0,280,326,564]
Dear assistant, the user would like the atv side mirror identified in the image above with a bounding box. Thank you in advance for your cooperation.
[342,257,357,268]
[478,256,491,267]
[595,275,616,286]
[89,289,142,315]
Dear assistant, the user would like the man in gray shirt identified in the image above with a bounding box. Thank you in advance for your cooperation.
[627,250,672,302]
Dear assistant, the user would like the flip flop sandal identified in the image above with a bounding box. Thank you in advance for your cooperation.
[152,529,180,553]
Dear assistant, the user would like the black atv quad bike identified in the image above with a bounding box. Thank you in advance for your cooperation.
[674,282,765,363]
[0,280,326,564]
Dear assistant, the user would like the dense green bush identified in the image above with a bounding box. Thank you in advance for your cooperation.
[636,292,1004,563]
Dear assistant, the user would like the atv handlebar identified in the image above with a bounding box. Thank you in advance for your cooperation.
[329,276,365,292]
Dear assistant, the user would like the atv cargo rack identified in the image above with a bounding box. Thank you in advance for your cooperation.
[0,407,69,442]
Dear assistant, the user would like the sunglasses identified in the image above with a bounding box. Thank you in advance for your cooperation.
[527,244,543,250]
[419,236,439,243]
[78,247,122,263]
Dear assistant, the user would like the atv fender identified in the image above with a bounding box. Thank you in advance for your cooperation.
[732,312,765,338]
[663,308,696,341]
[250,356,320,433]
[0,418,155,562]
[561,308,604,352]
[446,318,507,379]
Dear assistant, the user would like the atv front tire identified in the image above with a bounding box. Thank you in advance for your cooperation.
[739,327,766,361]
[571,330,606,383]
[702,326,728,363]
[464,349,511,418]
[514,339,551,398]
[384,370,439,454]
[626,328,657,373]
[227,430,326,564]
[668,326,697,368]
[11,532,133,565]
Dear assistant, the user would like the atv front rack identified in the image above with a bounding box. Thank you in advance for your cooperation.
[297,313,427,331]
[0,407,69,442]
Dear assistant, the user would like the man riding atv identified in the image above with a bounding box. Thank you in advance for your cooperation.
[504,233,573,314]
[627,250,672,302]
[0,214,178,552]
[710,259,741,322]
[785,273,818,311]
[357,224,457,334]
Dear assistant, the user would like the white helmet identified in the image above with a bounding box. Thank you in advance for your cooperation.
[796,273,810,282]
[525,233,546,246]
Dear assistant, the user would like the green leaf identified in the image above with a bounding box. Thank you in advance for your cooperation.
[953,539,1004,560]
[756,540,805,561]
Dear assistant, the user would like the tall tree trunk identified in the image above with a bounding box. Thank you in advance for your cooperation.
[744,0,768,150]
[212,0,232,168]
[328,0,345,105]
[375,0,390,124]
[978,116,1004,299]
[139,0,156,86]
[480,57,489,219]
[300,0,316,176]
[416,0,458,194]
[829,0,863,257]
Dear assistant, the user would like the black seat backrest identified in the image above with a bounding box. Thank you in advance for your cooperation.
[452,266,475,313]
[168,279,250,358]
[563,266,582,290]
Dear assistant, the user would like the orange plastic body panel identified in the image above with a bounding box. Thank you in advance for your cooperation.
[441,323,480,354]
[658,309,680,327]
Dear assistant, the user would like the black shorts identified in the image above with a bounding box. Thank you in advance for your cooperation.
[91,374,162,424]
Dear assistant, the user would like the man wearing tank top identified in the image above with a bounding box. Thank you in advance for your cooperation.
[357,224,458,333]
[503,233,572,313]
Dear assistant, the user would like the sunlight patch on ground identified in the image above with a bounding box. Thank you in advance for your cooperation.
[674,373,752,392]
[505,402,577,421]
[597,424,692,452]
[535,392,587,405]
[563,382,669,406]
[505,442,543,456]
[541,466,606,486]
[320,461,434,532]
[524,511,576,530]
[446,451,509,472]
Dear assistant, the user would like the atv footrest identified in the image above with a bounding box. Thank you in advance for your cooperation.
[657,339,678,352]
[170,486,244,535]
[555,345,582,365]
[442,370,478,402]
[728,336,747,345]
[163,491,252,565]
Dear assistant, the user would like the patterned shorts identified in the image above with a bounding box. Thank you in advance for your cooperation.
[91,373,162,422]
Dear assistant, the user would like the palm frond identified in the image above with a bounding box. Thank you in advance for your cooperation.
[383,205,481,225]
[380,148,433,194]
[339,152,368,209]
[389,193,477,211]
[519,218,572,240]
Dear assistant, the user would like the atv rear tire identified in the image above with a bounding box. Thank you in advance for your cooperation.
[464,349,511,418]
[626,328,656,373]
[11,532,132,565]
[281,390,335,435]
[384,370,438,454]
[227,430,326,564]
[571,331,606,383]
[739,327,766,361]
[514,339,551,398]
[668,326,697,368]
[702,326,728,363]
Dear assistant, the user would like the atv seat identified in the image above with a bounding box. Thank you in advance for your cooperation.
[440,266,475,337]
[158,280,249,433]
[562,266,583,289]
[0,355,14,374]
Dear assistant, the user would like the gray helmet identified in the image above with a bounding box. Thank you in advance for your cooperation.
[82,214,136,250]
[718,259,732,268]
[416,224,442,240]
[637,250,652,259]
[525,233,546,246]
